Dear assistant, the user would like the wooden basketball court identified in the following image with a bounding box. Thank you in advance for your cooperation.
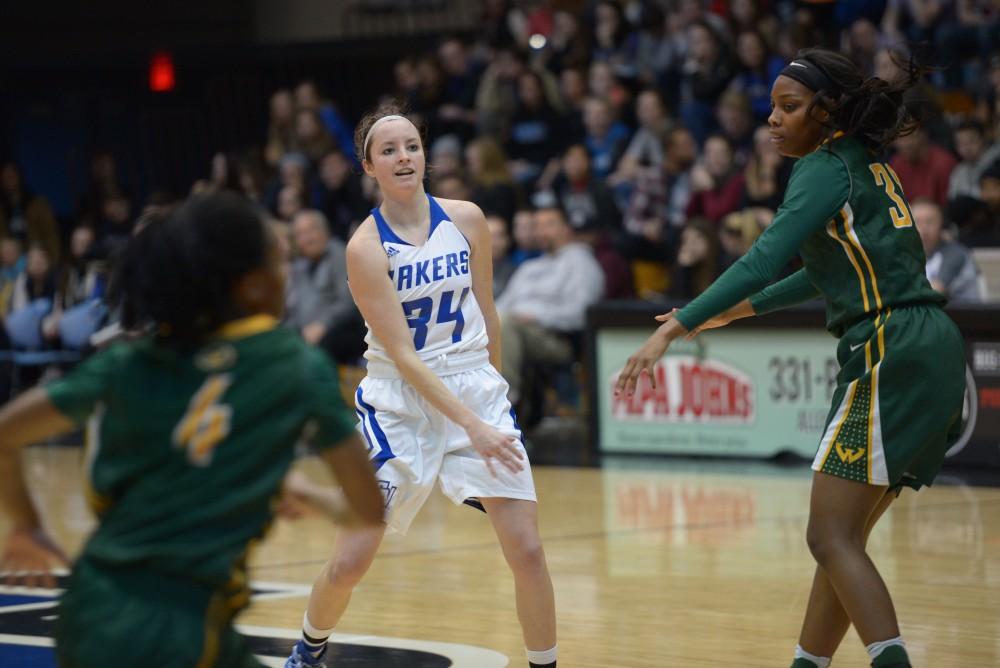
[3,445,999,667]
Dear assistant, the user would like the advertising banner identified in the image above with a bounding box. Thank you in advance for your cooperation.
[596,328,839,457]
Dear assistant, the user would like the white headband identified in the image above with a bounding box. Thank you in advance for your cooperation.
[362,114,408,158]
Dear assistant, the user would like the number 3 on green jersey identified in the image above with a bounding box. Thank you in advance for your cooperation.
[869,163,913,229]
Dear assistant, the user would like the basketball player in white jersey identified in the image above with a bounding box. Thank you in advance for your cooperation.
[284,105,558,668]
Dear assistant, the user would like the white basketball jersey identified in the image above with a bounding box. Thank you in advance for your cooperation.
[363,194,488,367]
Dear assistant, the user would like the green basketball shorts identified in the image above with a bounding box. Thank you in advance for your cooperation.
[813,304,966,490]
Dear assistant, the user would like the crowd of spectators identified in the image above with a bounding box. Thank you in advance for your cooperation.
[3,0,1000,417]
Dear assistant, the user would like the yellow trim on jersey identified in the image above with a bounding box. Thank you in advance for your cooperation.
[82,404,113,515]
[827,216,871,311]
[866,309,892,483]
[195,593,226,668]
[866,363,879,483]
[819,379,860,468]
[840,206,884,310]
[215,314,278,340]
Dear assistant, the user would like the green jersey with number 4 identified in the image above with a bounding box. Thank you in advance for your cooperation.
[45,315,356,588]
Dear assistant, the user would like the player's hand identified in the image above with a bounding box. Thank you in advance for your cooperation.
[275,471,315,520]
[0,527,68,589]
[464,420,524,478]
[302,322,328,345]
[615,316,687,397]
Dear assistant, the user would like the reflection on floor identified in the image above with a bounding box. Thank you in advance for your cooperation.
[1,445,998,667]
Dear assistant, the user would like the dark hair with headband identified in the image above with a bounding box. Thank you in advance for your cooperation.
[781,47,926,152]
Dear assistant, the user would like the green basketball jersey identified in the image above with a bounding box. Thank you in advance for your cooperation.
[677,135,943,336]
[45,315,356,588]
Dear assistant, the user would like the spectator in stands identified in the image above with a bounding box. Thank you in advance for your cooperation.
[78,151,130,236]
[92,193,134,258]
[558,67,589,120]
[974,163,1000,245]
[285,209,365,364]
[890,127,957,208]
[294,80,355,164]
[588,61,631,123]
[608,88,672,188]
[686,134,745,224]
[277,185,305,223]
[476,46,527,136]
[63,226,106,308]
[670,217,721,299]
[951,194,1000,248]
[881,0,948,45]
[11,245,60,316]
[411,55,448,141]
[719,209,765,269]
[742,125,793,210]
[0,237,24,315]
[430,174,471,201]
[292,108,336,166]
[844,18,881,76]
[393,56,421,108]
[191,152,244,196]
[633,4,682,87]
[0,163,61,265]
[678,20,734,145]
[510,208,542,266]
[590,1,636,72]
[553,144,620,233]
[934,1,1000,89]
[542,10,590,74]
[315,149,368,242]
[582,96,630,181]
[496,206,604,404]
[663,126,698,228]
[466,137,520,223]
[487,213,516,298]
[948,120,1000,200]
[715,90,755,161]
[505,69,567,188]
[436,37,480,141]
[730,29,784,123]
[265,89,296,168]
[429,134,463,183]
[266,152,312,216]
[913,198,983,302]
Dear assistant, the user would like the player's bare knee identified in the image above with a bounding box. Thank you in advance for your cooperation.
[507,533,547,577]
[326,551,374,588]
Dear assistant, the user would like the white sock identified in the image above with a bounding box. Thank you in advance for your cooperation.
[302,612,335,656]
[794,644,831,668]
[866,636,905,660]
[526,644,557,665]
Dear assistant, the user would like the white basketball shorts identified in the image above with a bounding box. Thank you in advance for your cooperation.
[353,350,536,534]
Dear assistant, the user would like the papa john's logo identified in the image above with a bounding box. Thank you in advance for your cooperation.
[611,355,755,424]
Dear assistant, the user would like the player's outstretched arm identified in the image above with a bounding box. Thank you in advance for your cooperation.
[675,299,757,340]
[0,388,74,587]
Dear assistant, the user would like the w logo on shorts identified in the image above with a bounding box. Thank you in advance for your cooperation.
[835,443,866,465]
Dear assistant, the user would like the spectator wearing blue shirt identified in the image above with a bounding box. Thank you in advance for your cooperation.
[729,30,784,123]
[582,96,630,180]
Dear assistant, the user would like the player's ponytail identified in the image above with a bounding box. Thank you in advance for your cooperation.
[794,47,926,152]
[110,192,268,345]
